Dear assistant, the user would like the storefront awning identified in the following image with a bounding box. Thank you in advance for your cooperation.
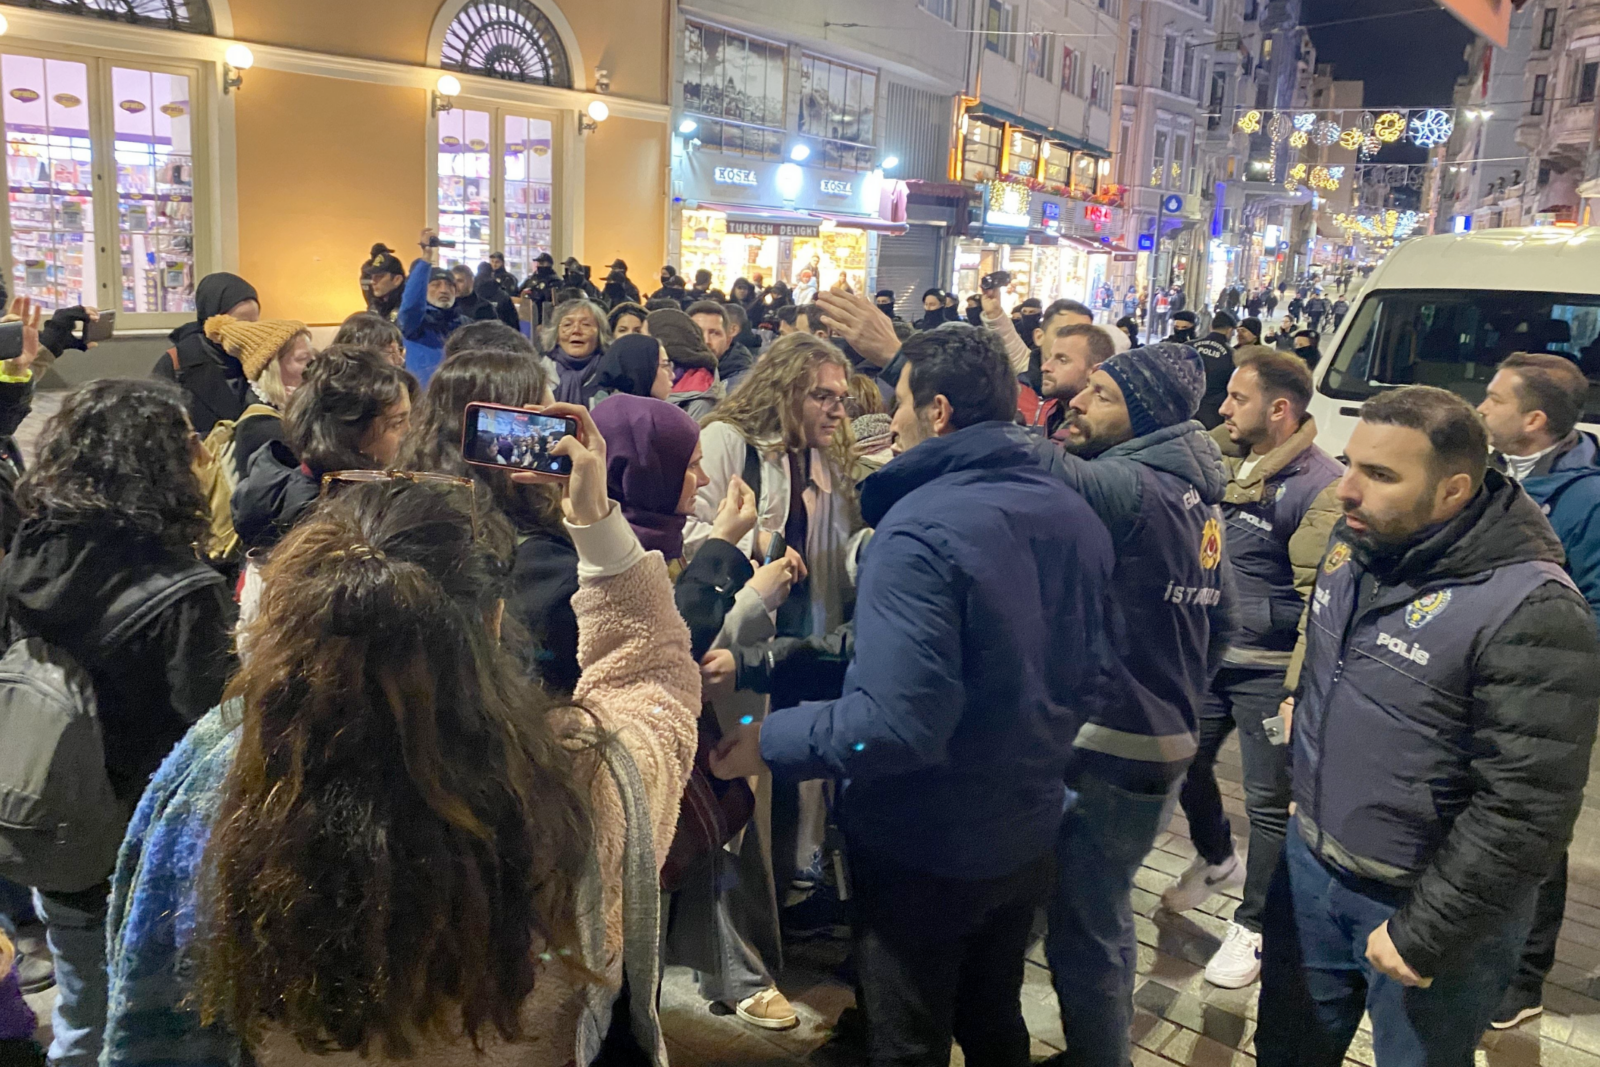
[1061,235,1112,254]
[967,103,1111,159]
[815,213,909,236]
[688,201,906,236]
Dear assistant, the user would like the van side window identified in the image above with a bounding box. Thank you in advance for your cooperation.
[1322,289,1600,425]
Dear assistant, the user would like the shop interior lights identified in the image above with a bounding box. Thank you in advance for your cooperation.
[223,44,253,95]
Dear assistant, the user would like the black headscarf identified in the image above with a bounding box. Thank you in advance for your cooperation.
[592,334,662,398]
[196,272,257,322]
[172,272,258,347]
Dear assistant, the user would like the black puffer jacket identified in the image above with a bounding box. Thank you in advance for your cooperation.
[508,525,579,695]
[231,440,320,551]
[1296,471,1600,975]
[0,518,235,804]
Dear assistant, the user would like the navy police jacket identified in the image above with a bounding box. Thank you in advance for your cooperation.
[1028,422,1236,793]
[1294,471,1600,974]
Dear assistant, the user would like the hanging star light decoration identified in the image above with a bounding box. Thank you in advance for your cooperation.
[1408,108,1454,148]
[1293,112,1317,131]
[1290,163,1308,181]
[1289,130,1309,148]
[1374,112,1406,143]
[1339,127,1364,150]
[1237,109,1262,133]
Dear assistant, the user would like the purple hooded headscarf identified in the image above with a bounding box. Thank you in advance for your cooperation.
[590,394,701,561]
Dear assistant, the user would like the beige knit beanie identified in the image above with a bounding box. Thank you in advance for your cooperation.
[204,314,308,381]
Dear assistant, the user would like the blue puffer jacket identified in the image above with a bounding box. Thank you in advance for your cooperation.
[759,421,1118,881]
[396,256,463,387]
[1025,422,1235,793]
[1521,430,1600,626]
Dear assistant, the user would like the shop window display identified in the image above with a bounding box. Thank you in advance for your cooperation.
[502,114,553,280]
[683,21,787,162]
[112,66,194,314]
[1,51,207,320]
[798,53,878,172]
[3,54,96,308]
[437,107,494,269]
[678,210,867,297]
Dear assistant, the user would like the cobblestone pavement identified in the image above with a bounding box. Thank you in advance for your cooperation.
[656,733,1600,1067]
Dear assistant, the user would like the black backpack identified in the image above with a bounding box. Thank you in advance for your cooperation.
[0,567,222,893]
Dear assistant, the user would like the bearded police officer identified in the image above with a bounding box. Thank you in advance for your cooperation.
[1256,386,1600,1065]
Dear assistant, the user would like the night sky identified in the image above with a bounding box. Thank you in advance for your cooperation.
[1302,0,1477,172]
[1301,0,1476,108]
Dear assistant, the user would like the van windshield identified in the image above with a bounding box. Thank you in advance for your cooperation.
[1322,287,1600,423]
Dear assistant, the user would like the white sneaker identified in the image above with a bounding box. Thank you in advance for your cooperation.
[1204,922,1263,988]
[1161,851,1244,913]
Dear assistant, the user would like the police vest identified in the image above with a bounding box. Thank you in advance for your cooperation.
[1293,542,1576,882]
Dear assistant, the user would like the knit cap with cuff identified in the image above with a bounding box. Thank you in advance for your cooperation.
[204,314,307,381]
[1099,342,1205,439]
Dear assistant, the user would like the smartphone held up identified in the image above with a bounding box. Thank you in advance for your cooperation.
[461,402,580,479]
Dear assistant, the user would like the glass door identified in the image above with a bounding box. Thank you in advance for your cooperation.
[0,49,206,324]
[502,114,553,283]
[436,105,558,279]
[437,106,494,268]
[110,65,195,314]
[1,54,96,308]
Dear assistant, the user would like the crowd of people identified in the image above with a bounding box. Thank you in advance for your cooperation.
[0,232,1595,1067]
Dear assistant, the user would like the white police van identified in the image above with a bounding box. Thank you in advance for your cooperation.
[1306,226,1600,458]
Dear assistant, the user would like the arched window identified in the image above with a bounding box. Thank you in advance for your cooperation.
[440,0,571,88]
[3,0,213,34]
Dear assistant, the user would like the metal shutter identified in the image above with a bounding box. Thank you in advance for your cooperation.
[877,224,944,321]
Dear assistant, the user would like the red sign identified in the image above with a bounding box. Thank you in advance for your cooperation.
[1085,204,1111,231]
[1434,0,1522,48]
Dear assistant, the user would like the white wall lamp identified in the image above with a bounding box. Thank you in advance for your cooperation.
[433,73,461,115]
[223,44,253,94]
[580,98,609,134]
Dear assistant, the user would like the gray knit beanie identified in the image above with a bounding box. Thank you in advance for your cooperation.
[1099,342,1205,438]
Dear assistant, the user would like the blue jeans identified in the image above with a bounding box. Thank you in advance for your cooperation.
[1046,774,1176,1067]
[31,887,109,1067]
[1256,822,1534,1067]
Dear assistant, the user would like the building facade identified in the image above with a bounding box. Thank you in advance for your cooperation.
[948,0,1123,316]
[0,0,672,363]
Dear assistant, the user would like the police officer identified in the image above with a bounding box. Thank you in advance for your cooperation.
[1257,386,1600,1065]
[1164,348,1342,989]
[1027,342,1234,1067]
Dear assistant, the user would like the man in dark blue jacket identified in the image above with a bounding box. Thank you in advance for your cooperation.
[1025,342,1234,1067]
[396,228,465,387]
[1476,352,1600,1029]
[1258,386,1600,1065]
[711,324,1116,1067]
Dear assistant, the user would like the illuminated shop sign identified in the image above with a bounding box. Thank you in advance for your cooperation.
[713,166,758,186]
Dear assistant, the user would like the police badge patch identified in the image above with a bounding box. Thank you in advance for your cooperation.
[1405,589,1452,629]
[1322,542,1351,575]
[1200,518,1222,570]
